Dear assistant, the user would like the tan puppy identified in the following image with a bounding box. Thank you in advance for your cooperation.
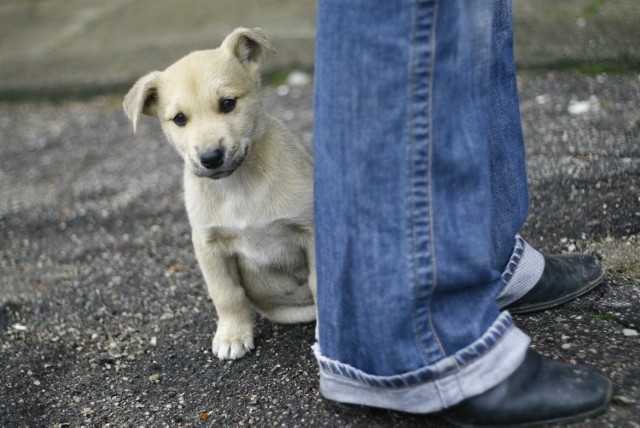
[123,28,316,360]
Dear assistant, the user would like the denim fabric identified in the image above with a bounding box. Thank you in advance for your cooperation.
[488,1,530,270]
[497,235,545,308]
[313,0,530,412]
[314,320,530,413]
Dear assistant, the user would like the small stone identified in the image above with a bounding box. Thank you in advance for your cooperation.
[613,395,636,405]
[622,328,638,337]
[12,323,27,331]
[286,70,311,87]
[276,85,290,97]
[148,374,161,382]
[535,94,549,104]
[568,96,599,115]
[561,343,571,350]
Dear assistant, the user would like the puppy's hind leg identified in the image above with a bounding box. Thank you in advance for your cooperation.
[240,261,316,324]
[259,304,317,324]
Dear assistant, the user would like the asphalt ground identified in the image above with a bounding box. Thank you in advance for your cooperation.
[1,0,639,426]
[0,71,639,426]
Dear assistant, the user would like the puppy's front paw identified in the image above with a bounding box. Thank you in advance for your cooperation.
[212,323,255,360]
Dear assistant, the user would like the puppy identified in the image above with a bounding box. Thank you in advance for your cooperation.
[123,28,316,360]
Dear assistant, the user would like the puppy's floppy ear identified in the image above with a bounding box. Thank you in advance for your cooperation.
[221,27,275,75]
[123,71,161,133]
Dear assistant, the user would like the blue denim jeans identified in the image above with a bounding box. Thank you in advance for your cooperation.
[313,0,534,413]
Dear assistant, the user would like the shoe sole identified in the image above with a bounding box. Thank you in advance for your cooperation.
[507,267,606,315]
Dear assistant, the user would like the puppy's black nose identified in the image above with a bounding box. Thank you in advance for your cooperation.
[200,149,225,169]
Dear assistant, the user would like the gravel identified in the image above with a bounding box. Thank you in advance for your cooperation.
[1,73,638,426]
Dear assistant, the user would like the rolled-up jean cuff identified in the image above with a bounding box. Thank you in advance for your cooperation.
[496,235,545,308]
[313,311,530,413]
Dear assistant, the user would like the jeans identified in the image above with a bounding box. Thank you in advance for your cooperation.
[313,0,537,413]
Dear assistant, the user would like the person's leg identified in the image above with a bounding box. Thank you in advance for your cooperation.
[313,0,528,412]
[488,0,529,269]
[487,0,606,312]
[487,0,546,306]
[313,0,611,422]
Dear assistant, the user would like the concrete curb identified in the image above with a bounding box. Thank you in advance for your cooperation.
[1,0,639,100]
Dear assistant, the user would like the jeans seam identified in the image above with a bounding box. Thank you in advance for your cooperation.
[425,0,444,360]
[501,234,525,285]
[409,0,446,365]
[408,0,422,366]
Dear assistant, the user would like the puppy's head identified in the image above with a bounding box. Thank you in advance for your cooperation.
[123,27,275,179]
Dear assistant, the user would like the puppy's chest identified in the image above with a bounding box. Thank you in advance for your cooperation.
[207,220,307,267]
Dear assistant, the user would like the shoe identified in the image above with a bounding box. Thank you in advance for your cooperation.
[442,350,612,427]
[506,253,605,314]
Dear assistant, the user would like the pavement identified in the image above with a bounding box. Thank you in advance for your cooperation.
[0,0,639,426]
[0,0,639,100]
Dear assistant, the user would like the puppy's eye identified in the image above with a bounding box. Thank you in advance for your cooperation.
[172,113,187,127]
[219,98,236,113]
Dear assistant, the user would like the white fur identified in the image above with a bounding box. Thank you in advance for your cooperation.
[123,28,316,360]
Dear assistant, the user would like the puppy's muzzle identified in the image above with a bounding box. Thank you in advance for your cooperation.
[192,145,246,179]
[200,148,225,170]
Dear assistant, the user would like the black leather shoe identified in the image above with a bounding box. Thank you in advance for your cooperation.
[442,350,611,427]
[505,253,605,314]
